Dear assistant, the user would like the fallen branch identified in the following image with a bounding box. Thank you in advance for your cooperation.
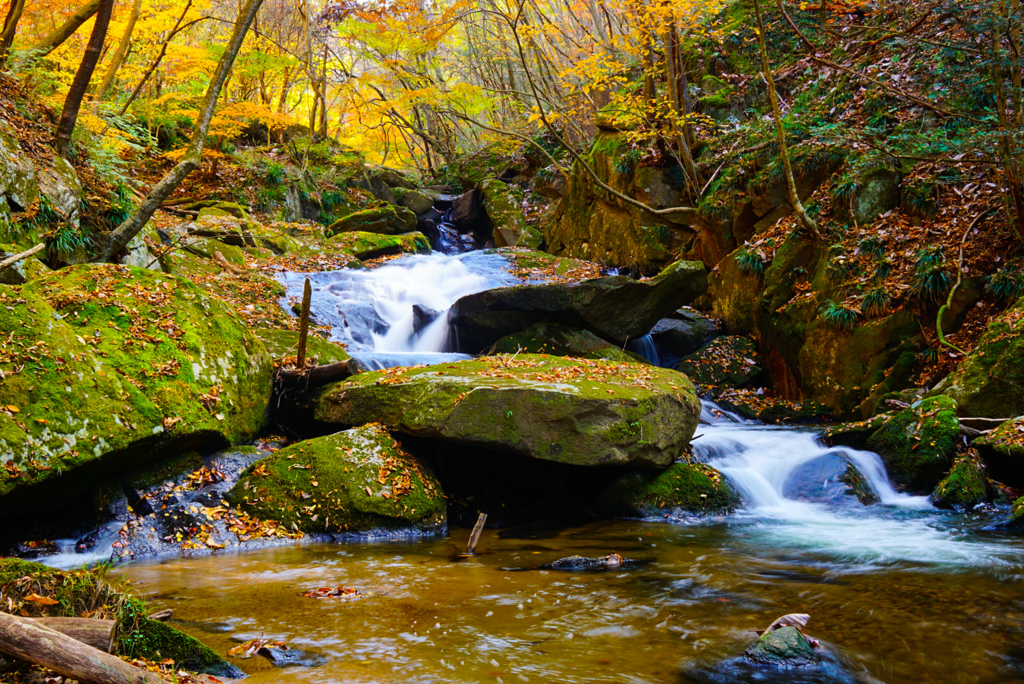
[0,611,165,684]
[275,359,360,390]
[32,617,115,652]
[213,251,246,275]
[0,243,45,270]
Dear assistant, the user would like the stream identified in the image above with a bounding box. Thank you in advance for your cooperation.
[109,248,1024,684]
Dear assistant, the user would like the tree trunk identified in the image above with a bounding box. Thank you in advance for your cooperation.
[94,0,142,102]
[28,0,101,61]
[0,612,164,684]
[0,0,26,69]
[54,0,114,157]
[32,617,115,652]
[96,0,266,262]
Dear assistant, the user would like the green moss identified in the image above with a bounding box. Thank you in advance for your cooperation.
[326,204,417,236]
[592,462,738,517]
[227,425,446,534]
[745,626,820,667]
[931,451,988,509]
[866,396,959,492]
[326,230,430,260]
[0,557,52,586]
[252,328,351,363]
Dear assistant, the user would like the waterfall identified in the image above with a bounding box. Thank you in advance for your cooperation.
[278,251,515,369]
[626,333,660,365]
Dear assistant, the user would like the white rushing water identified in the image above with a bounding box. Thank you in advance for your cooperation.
[694,402,1019,568]
[278,251,516,369]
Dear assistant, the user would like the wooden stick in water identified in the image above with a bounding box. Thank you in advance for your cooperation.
[296,277,312,368]
[465,512,488,555]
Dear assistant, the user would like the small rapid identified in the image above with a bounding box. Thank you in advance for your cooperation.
[278,251,515,370]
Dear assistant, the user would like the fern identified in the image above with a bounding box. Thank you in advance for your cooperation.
[910,247,954,305]
[863,287,891,317]
[819,299,859,330]
[986,267,1024,300]
[735,247,766,275]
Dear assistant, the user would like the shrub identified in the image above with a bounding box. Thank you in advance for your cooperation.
[910,247,954,305]
[819,299,859,330]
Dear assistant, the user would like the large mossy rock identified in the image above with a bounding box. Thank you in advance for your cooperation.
[479,178,542,249]
[931,450,988,509]
[863,396,960,493]
[592,462,738,517]
[315,355,702,468]
[326,230,430,260]
[326,204,417,236]
[489,322,646,364]
[252,328,351,364]
[937,297,1024,418]
[450,259,707,352]
[676,336,762,388]
[227,425,446,535]
[0,265,272,510]
[0,123,39,212]
[744,626,820,668]
[974,417,1024,487]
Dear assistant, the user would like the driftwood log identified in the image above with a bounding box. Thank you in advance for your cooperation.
[32,617,116,652]
[0,611,165,684]
[276,359,359,390]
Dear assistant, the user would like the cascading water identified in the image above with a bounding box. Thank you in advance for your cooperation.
[277,250,515,370]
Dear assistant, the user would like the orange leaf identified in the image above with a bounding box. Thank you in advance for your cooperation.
[25,593,59,605]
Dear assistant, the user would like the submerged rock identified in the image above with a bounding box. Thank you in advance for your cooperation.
[677,336,762,389]
[227,425,446,535]
[744,626,820,668]
[0,265,272,515]
[315,355,701,468]
[782,452,879,506]
[449,259,707,352]
[592,462,738,517]
[931,450,989,509]
[864,396,960,493]
[547,553,625,570]
[489,321,647,363]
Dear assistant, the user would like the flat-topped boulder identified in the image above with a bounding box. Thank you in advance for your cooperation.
[315,355,701,468]
[449,259,707,352]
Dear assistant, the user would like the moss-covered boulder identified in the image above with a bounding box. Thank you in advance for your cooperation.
[252,328,351,364]
[864,396,960,493]
[1007,496,1024,529]
[326,204,417,236]
[397,188,435,214]
[188,199,250,219]
[316,355,701,468]
[931,450,988,509]
[0,243,49,285]
[326,230,430,260]
[450,259,708,352]
[744,626,820,668]
[0,264,272,510]
[677,336,762,388]
[937,297,1024,418]
[0,123,39,211]
[227,425,446,535]
[479,178,542,249]
[489,322,646,364]
[974,417,1024,487]
[591,462,738,517]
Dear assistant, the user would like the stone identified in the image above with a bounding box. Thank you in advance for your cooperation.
[399,189,435,215]
[357,173,397,204]
[370,166,417,190]
[479,178,543,249]
[0,123,38,211]
[533,165,567,199]
[781,452,879,505]
[935,296,1024,418]
[648,308,722,366]
[0,265,272,515]
[227,425,446,535]
[187,200,251,219]
[326,230,430,259]
[120,231,161,271]
[449,259,708,352]
[847,168,901,226]
[864,396,960,493]
[489,322,647,364]
[252,328,351,364]
[315,355,702,469]
[974,417,1024,487]
[931,450,989,509]
[37,156,82,227]
[450,188,492,244]
[677,336,762,388]
[1007,496,1024,529]
[0,243,49,285]
[326,204,418,236]
[591,462,738,517]
[744,626,820,668]
[412,304,441,335]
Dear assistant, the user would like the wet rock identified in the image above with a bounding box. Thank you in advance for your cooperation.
[412,304,441,335]
[0,265,273,516]
[591,462,738,517]
[450,188,492,244]
[326,230,430,259]
[935,296,1024,419]
[479,178,543,249]
[545,553,625,570]
[864,396,960,493]
[1007,496,1024,529]
[677,336,762,389]
[649,308,722,366]
[226,425,446,535]
[974,417,1024,487]
[489,322,647,364]
[315,355,702,469]
[781,452,879,506]
[931,450,989,509]
[744,626,820,667]
[449,259,708,352]
[327,204,418,236]
[256,643,329,668]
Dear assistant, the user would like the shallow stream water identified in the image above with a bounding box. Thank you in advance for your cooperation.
[108,249,1024,683]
